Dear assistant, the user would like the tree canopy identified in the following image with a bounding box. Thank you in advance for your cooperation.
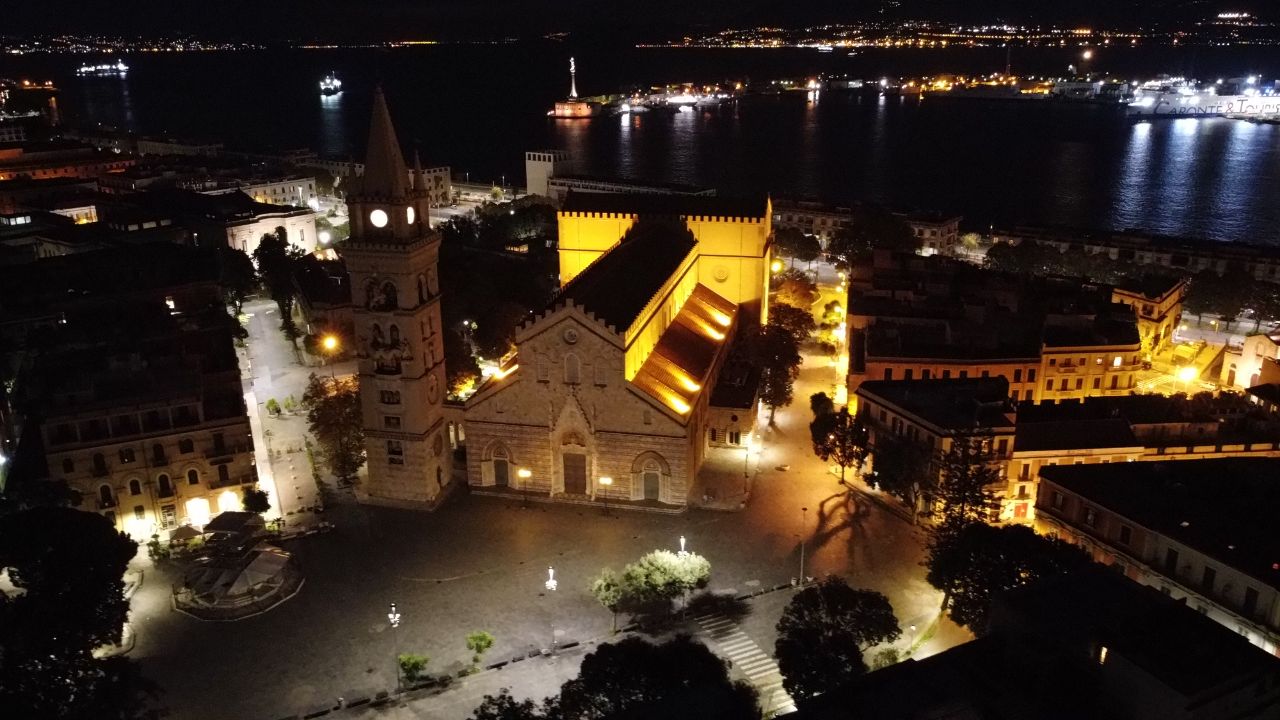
[773,227,822,266]
[932,435,1000,527]
[749,324,802,423]
[825,206,918,268]
[869,435,932,523]
[775,576,900,699]
[925,522,1093,636]
[0,507,158,719]
[771,269,820,309]
[301,373,365,481]
[810,408,870,483]
[769,303,817,346]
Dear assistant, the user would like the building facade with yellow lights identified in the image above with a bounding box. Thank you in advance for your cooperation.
[463,193,772,509]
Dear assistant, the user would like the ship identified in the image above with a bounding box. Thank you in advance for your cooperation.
[1127,76,1279,118]
[76,60,129,77]
[320,73,342,96]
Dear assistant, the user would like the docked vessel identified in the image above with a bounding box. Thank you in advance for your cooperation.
[320,73,342,95]
[1127,77,1279,118]
[76,60,129,77]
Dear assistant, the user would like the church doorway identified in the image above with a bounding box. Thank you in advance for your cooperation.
[494,458,509,487]
[643,471,661,501]
[563,453,587,495]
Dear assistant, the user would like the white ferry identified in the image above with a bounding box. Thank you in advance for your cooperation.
[1127,77,1279,118]
[320,73,342,95]
[76,60,129,77]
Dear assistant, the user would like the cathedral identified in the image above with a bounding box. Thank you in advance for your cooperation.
[343,89,452,508]
[343,89,773,511]
[463,193,774,510]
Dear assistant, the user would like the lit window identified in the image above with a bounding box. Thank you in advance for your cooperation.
[1112,356,1122,368]
[1098,646,1108,665]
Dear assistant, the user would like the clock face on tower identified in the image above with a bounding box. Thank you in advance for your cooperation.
[370,209,389,228]
[406,206,416,224]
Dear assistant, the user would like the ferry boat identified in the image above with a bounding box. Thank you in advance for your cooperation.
[320,73,342,95]
[76,60,129,77]
[1127,77,1279,118]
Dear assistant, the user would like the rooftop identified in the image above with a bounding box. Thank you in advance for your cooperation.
[1248,383,1280,407]
[630,285,736,418]
[1014,418,1140,452]
[1113,273,1186,301]
[856,377,1015,432]
[554,219,697,331]
[560,190,767,220]
[1039,458,1280,592]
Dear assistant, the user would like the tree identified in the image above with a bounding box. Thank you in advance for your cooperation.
[241,487,271,515]
[466,630,496,670]
[750,325,801,424]
[768,303,817,345]
[398,653,430,683]
[925,523,1092,636]
[0,507,158,719]
[301,373,365,482]
[444,325,482,396]
[809,391,835,419]
[473,300,529,360]
[619,549,711,608]
[590,568,625,632]
[933,434,1000,527]
[870,435,932,524]
[772,269,820,309]
[215,246,257,316]
[252,226,305,343]
[773,227,821,267]
[554,635,758,720]
[810,408,870,484]
[775,577,900,699]
[468,690,543,720]
[826,206,918,268]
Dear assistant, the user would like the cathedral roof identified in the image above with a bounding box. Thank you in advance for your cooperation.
[560,191,768,221]
[631,285,736,417]
[554,220,697,331]
[355,87,408,199]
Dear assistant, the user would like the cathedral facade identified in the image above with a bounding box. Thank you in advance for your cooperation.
[462,193,773,510]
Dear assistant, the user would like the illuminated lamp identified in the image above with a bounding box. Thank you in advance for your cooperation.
[218,490,240,514]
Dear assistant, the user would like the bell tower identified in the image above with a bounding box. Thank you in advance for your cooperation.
[343,87,452,508]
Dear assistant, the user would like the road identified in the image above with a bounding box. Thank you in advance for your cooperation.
[125,280,961,720]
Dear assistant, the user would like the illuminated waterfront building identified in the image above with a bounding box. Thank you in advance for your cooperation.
[462,192,771,509]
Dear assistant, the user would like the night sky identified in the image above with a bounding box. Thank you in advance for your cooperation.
[5,0,1270,41]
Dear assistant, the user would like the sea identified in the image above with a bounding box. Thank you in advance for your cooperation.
[3,42,1280,243]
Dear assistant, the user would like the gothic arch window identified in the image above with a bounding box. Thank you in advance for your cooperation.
[389,325,401,346]
[371,323,385,348]
[157,474,173,498]
[128,479,142,496]
[486,443,511,487]
[631,452,670,503]
[187,469,200,485]
[564,353,581,385]
[382,282,398,310]
[418,274,427,303]
[98,484,114,508]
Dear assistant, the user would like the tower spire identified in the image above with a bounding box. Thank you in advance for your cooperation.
[412,144,425,193]
[569,57,578,99]
[359,86,408,199]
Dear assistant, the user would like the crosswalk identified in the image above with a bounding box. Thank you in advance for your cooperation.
[693,613,797,717]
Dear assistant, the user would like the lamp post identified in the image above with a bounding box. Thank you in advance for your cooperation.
[799,507,808,585]
[321,334,339,380]
[598,476,613,516]
[387,602,401,692]
[545,566,558,654]
[517,467,532,508]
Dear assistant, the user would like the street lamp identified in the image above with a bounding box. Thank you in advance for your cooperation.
[321,334,339,379]
[544,565,558,654]
[387,602,401,692]
[518,467,532,508]
[799,507,808,585]
[598,476,613,516]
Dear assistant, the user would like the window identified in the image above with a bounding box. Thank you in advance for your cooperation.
[921,369,930,380]
[62,458,74,473]
[160,505,176,529]
[152,443,166,464]
[1049,358,1057,366]
[564,354,581,384]
[133,505,145,521]
[384,416,402,430]
[883,368,893,380]
[1028,369,1036,381]
[1046,379,1054,391]
[217,465,230,486]
[942,370,951,379]
[709,429,718,442]
[1112,356,1122,368]
[1017,484,1028,499]
[537,358,550,382]
[187,469,200,485]
[92,453,108,476]
[119,448,136,464]
[1244,587,1259,617]
[179,438,194,454]
[594,362,609,386]
[380,390,402,404]
[729,431,741,445]
[1024,389,1033,401]
[904,369,913,380]
[1118,525,1132,546]
[1075,378,1083,390]
[1202,566,1217,593]
[158,474,173,498]
[1013,369,1022,382]
[1110,375,1119,390]
[1019,464,1030,480]
[128,479,142,495]
[1092,377,1101,390]
[387,440,404,456]
[1083,506,1097,528]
